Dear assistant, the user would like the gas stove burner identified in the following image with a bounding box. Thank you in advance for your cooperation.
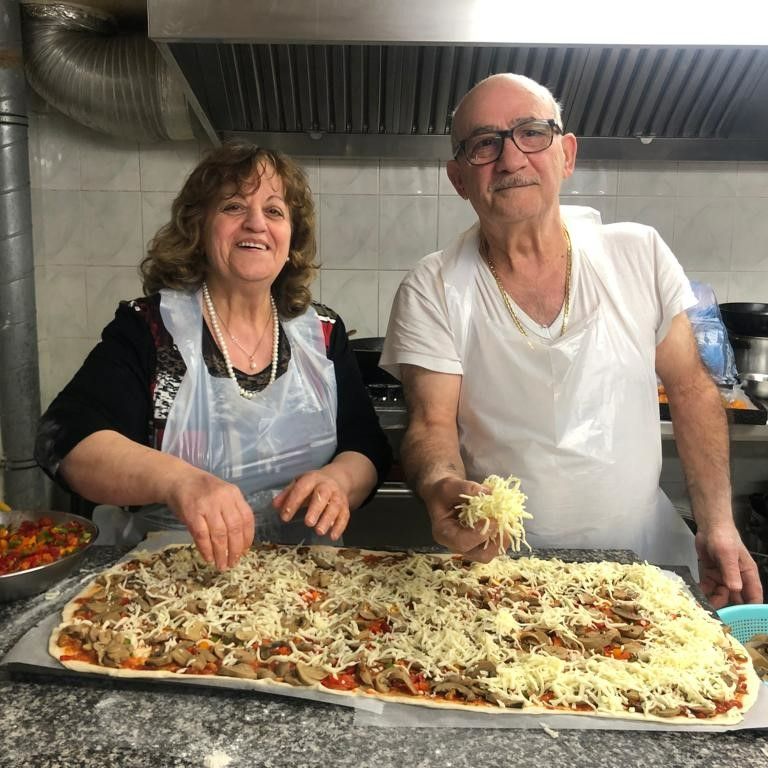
[366,383,404,406]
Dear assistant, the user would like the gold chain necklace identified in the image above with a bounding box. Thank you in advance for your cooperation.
[482,225,572,349]
[215,306,273,370]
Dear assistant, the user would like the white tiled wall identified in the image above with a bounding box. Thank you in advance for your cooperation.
[28,110,768,408]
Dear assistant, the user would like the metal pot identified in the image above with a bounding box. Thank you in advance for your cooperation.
[730,333,768,376]
[720,303,768,337]
[741,373,768,400]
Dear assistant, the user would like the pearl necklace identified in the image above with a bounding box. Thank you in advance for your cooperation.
[201,281,280,399]
[482,224,572,351]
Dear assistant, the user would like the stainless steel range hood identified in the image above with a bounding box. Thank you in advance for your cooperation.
[148,0,768,161]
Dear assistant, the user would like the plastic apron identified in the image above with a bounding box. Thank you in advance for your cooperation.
[124,288,338,545]
[445,218,698,577]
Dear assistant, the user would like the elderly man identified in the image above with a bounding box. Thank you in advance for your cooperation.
[380,73,762,608]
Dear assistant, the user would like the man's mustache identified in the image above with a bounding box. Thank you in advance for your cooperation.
[489,175,539,192]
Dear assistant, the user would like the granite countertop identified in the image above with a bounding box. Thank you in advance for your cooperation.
[1,546,766,768]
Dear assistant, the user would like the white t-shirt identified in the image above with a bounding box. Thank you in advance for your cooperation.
[380,208,699,570]
[381,211,694,380]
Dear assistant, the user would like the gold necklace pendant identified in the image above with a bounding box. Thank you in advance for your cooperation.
[483,225,572,349]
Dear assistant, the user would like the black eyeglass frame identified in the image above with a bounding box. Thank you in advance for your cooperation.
[453,119,563,165]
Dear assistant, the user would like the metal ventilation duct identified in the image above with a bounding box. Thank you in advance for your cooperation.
[22,1,195,142]
[149,0,768,160]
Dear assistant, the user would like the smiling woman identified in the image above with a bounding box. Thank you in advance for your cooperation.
[34,142,392,571]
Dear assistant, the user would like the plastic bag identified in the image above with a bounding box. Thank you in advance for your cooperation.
[686,281,738,385]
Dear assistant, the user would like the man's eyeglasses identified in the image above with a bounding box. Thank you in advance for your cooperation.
[454,119,563,165]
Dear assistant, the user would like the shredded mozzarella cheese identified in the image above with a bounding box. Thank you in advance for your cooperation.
[456,474,532,554]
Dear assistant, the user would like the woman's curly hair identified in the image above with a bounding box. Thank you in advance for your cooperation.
[140,142,317,318]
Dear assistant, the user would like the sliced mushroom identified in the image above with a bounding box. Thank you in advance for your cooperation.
[431,679,477,701]
[747,647,768,677]
[579,628,621,651]
[464,660,497,679]
[358,604,383,621]
[625,690,642,706]
[219,663,259,680]
[188,656,208,672]
[308,569,333,588]
[611,601,644,622]
[63,624,89,641]
[612,587,639,602]
[540,644,571,660]
[274,661,293,678]
[105,638,131,664]
[453,583,481,600]
[295,662,327,686]
[374,666,418,695]
[617,623,646,640]
[256,667,277,680]
[478,688,524,708]
[652,706,684,717]
[233,648,258,663]
[258,641,290,661]
[618,641,645,658]
[207,645,226,661]
[144,654,172,667]
[688,704,716,716]
[517,629,549,649]
[171,647,194,666]
[357,663,374,687]
[179,621,206,641]
[310,552,335,569]
[183,599,201,615]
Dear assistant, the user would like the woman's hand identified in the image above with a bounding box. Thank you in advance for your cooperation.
[273,470,350,541]
[165,470,255,570]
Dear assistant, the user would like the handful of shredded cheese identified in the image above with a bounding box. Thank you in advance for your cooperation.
[456,474,532,554]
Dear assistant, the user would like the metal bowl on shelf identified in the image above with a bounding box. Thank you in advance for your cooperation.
[0,509,98,602]
[741,373,768,401]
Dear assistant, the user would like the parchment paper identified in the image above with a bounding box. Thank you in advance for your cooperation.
[2,532,766,731]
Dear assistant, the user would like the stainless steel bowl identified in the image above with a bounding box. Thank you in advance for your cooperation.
[0,509,98,602]
[741,372,768,401]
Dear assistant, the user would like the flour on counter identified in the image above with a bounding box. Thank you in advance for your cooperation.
[203,750,232,768]
[539,722,560,738]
